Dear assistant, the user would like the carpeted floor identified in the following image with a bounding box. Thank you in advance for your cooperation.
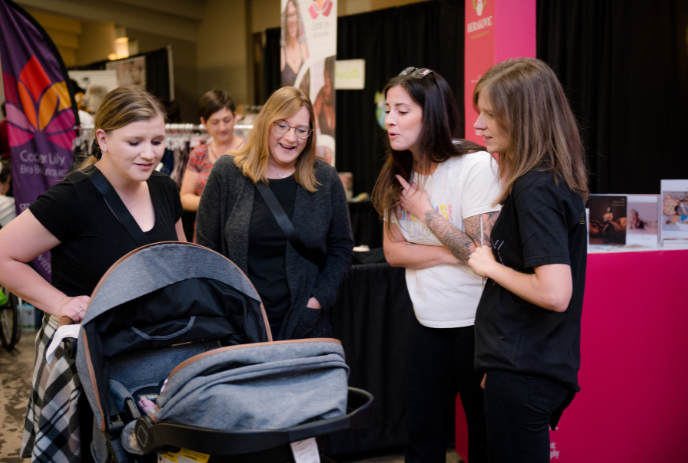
[0,331,35,463]
[0,331,462,463]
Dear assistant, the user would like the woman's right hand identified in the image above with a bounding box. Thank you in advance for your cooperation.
[56,295,90,323]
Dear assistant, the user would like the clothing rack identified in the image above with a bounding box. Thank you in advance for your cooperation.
[71,124,254,189]
[77,124,254,131]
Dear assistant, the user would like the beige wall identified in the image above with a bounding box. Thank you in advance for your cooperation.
[197,0,250,107]
[251,0,281,35]
[77,22,117,66]
[2,0,427,114]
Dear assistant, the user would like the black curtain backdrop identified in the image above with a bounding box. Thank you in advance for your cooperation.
[537,0,688,194]
[266,0,688,196]
[265,0,465,197]
[263,27,283,103]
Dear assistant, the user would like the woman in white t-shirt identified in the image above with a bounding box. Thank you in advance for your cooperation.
[371,67,501,463]
[0,160,15,228]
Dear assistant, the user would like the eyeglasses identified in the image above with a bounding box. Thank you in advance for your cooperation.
[272,121,312,138]
[398,67,434,79]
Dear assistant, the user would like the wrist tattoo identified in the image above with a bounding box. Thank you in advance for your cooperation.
[423,210,500,265]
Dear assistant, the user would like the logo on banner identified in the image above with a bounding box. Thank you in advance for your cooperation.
[5,56,74,151]
[309,0,333,19]
[472,0,486,16]
[550,442,560,460]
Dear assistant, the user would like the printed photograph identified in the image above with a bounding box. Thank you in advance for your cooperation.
[588,195,627,245]
[661,190,688,231]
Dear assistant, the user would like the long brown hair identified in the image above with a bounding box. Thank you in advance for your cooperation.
[232,86,319,192]
[371,69,484,220]
[80,86,165,170]
[473,58,588,204]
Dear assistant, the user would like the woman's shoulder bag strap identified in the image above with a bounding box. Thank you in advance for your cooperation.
[88,168,151,247]
[255,181,326,269]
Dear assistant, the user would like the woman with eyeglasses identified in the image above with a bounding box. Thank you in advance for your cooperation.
[196,86,353,340]
[371,67,501,463]
[467,58,588,463]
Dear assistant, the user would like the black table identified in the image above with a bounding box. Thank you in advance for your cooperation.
[327,263,415,455]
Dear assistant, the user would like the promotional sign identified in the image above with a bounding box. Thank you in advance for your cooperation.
[281,0,336,164]
[464,0,495,146]
[335,59,365,90]
[0,0,77,281]
[464,0,535,145]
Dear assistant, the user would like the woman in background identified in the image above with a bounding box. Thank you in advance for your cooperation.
[180,90,244,212]
[467,58,588,463]
[0,159,15,227]
[372,67,500,463]
[314,56,335,137]
[281,0,309,86]
[196,86,352,340]
[0,87,185,462]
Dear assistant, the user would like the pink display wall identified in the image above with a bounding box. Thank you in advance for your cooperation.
[456,249,688,461]
[464,0,536,144]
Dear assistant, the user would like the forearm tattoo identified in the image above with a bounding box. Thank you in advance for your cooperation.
[424,210,500,264]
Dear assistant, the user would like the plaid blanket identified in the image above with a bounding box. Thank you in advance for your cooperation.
[21,314,83,462]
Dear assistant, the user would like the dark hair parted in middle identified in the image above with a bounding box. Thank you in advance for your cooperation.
[372,69,484,220]
[199,90,236,122]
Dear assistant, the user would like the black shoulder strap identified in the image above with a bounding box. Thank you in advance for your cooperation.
[88,168,151,247]
[255,181,325,269]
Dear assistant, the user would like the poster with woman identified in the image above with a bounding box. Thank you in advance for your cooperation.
[281,0,337,164]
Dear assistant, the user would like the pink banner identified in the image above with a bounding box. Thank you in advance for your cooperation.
[463,0,535,144]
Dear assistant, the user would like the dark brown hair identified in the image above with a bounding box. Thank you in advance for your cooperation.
[473,58,589,204]
[372,69,484,220]
[199,90,236,122]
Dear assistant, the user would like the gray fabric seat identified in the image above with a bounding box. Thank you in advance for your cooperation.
[154,340,349,430]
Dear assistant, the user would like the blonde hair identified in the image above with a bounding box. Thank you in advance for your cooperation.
[473,58,589,204]
[232,86,318,192]
[80,87,165,169]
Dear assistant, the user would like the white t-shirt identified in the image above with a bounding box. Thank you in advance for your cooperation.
[0,195,15,228]
[391,151,501,328]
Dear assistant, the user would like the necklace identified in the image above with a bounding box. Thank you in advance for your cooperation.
[269,166,294,178]
[209,144,218,163]
[126,184,146,209]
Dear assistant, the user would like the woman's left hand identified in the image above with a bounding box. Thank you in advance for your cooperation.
[396,175,433,224]
[307,297,321,309]
[467,245,498,278]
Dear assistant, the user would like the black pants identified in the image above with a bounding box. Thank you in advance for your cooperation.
[405,321,488,463]
[483,370,568,463]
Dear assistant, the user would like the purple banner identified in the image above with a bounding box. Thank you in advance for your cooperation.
[0,0,77,281]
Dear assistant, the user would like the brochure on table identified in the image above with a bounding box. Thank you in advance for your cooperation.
[587,194,660,252]
[660,179,688,247]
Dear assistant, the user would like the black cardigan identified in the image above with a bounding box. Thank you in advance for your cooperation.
[196,155,354,340]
